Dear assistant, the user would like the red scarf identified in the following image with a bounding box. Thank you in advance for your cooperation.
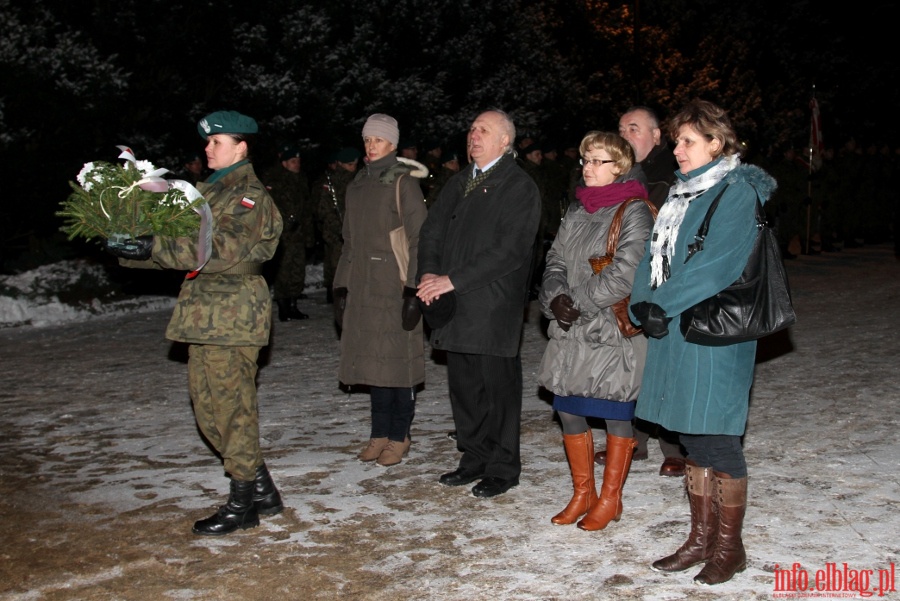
[575,180,647,213]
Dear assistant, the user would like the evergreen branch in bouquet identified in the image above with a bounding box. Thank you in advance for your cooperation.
[58,159,203,242]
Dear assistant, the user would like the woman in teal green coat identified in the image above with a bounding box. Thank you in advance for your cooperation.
[628,100,777,586]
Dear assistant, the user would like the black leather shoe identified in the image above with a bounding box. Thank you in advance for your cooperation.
[447,430,458,441]
[439,467,484,486]
[472,476,519,498]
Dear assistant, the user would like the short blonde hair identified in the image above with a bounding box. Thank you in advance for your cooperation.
[579,131,635,177]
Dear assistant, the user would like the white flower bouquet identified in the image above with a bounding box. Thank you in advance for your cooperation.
[58,146,204,243]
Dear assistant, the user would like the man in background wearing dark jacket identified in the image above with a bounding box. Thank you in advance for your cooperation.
[615,105,686,477]
[416,109,541,498]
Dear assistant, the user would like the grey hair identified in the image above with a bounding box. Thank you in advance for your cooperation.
[484,108,517,155]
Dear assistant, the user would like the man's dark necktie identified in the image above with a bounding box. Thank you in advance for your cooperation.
[465,167,487,196]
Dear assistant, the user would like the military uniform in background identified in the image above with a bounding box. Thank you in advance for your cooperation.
[425,150,460,208]
[262,149,314,320]
[518,144,552,299]
[315,149,359,302]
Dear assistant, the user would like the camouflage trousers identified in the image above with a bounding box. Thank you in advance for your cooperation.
[322,241,343,290]
[188,344,263,482]
[273,233,307,299]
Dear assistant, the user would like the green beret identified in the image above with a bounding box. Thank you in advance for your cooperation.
[335,147,361,163]
[197,111,258,139]
[280,144,301,159]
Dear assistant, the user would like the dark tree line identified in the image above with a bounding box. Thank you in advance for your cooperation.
[1,0,895,270]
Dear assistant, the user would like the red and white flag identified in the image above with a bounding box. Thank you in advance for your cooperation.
[808,97,824,171]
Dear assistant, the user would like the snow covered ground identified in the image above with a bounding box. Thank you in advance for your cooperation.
[1,246,898,600]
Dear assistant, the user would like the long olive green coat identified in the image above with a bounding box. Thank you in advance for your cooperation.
[334,154,427,387]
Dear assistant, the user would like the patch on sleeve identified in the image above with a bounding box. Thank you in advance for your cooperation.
[241,197,256,209]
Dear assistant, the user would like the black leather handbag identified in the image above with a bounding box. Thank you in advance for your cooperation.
[679,185,796,346]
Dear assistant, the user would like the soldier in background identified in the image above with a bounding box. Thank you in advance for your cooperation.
[518,142,551,300]
[421,139,443,177]
[425,149,460,208]
[540,141,569,238]
[315,147,360,303]
[177,151,208,185]
[263,145,314,321]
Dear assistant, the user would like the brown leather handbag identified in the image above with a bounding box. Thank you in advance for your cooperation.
[589,197,658,337]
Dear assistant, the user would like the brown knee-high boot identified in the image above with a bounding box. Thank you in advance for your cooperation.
[651,462,717,572]
[694,472,748,585]
[577,433,635,531]
[551,430,597,525]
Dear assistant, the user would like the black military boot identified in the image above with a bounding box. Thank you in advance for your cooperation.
[253,463,284,516]
[288,298,309,320]
[192,479,260,536]
[276,298,292,322]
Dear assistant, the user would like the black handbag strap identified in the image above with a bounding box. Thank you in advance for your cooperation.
[684,184,764,263]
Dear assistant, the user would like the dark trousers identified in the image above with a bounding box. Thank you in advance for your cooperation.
[370,386,416,442]
[634,418,684,459]
[446,352,522,480]
[680,434,747,478]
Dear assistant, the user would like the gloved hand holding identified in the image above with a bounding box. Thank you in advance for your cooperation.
[632,301,671,339]
[401,286,421,331]
[549,294,581,332]
[630,301,650,324]
[105,236,153,261]
[333,287,348,328]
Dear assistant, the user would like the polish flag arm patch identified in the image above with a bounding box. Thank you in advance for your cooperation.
[240,197,256,209]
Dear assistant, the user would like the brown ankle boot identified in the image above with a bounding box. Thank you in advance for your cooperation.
[551,430,597,525]
[577,434,635,531]
[693,472,748,585]
[358,437,389,462]
[651,462,717,572]
[376,437,411,466]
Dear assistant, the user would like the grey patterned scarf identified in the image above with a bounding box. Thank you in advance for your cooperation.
[649,154,740,288]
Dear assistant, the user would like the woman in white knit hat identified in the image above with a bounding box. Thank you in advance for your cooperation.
[333,113,430,466]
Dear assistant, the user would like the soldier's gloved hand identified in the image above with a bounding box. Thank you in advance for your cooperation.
[105,236,153,261]
[333,287,348,328]
[549,294,580,332]
[401,286,421,331]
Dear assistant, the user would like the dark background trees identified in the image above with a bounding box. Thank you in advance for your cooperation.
[1,0,894,271]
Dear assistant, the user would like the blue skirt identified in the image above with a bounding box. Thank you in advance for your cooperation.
[553,395,636,421]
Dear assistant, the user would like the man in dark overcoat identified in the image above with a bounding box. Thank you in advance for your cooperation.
[416,109,541,498]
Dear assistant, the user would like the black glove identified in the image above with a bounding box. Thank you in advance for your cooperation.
[549,294,581,332]
[105,236,153,261]
[401,286,422,331]
[630,301,650,324]
[333,287,348,328]
[632,301,671,339]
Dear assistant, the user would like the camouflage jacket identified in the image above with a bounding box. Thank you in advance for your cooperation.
[123,162,283,346]
[315,168,354,248]
[262,166,314,245]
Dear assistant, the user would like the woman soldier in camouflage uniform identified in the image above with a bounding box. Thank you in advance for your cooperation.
[107,111,284,536]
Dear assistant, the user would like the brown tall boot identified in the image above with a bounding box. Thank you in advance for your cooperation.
[551,430,597,525]
[694,472,748,585]
[577,433,635,531]
[651,462,717,572]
